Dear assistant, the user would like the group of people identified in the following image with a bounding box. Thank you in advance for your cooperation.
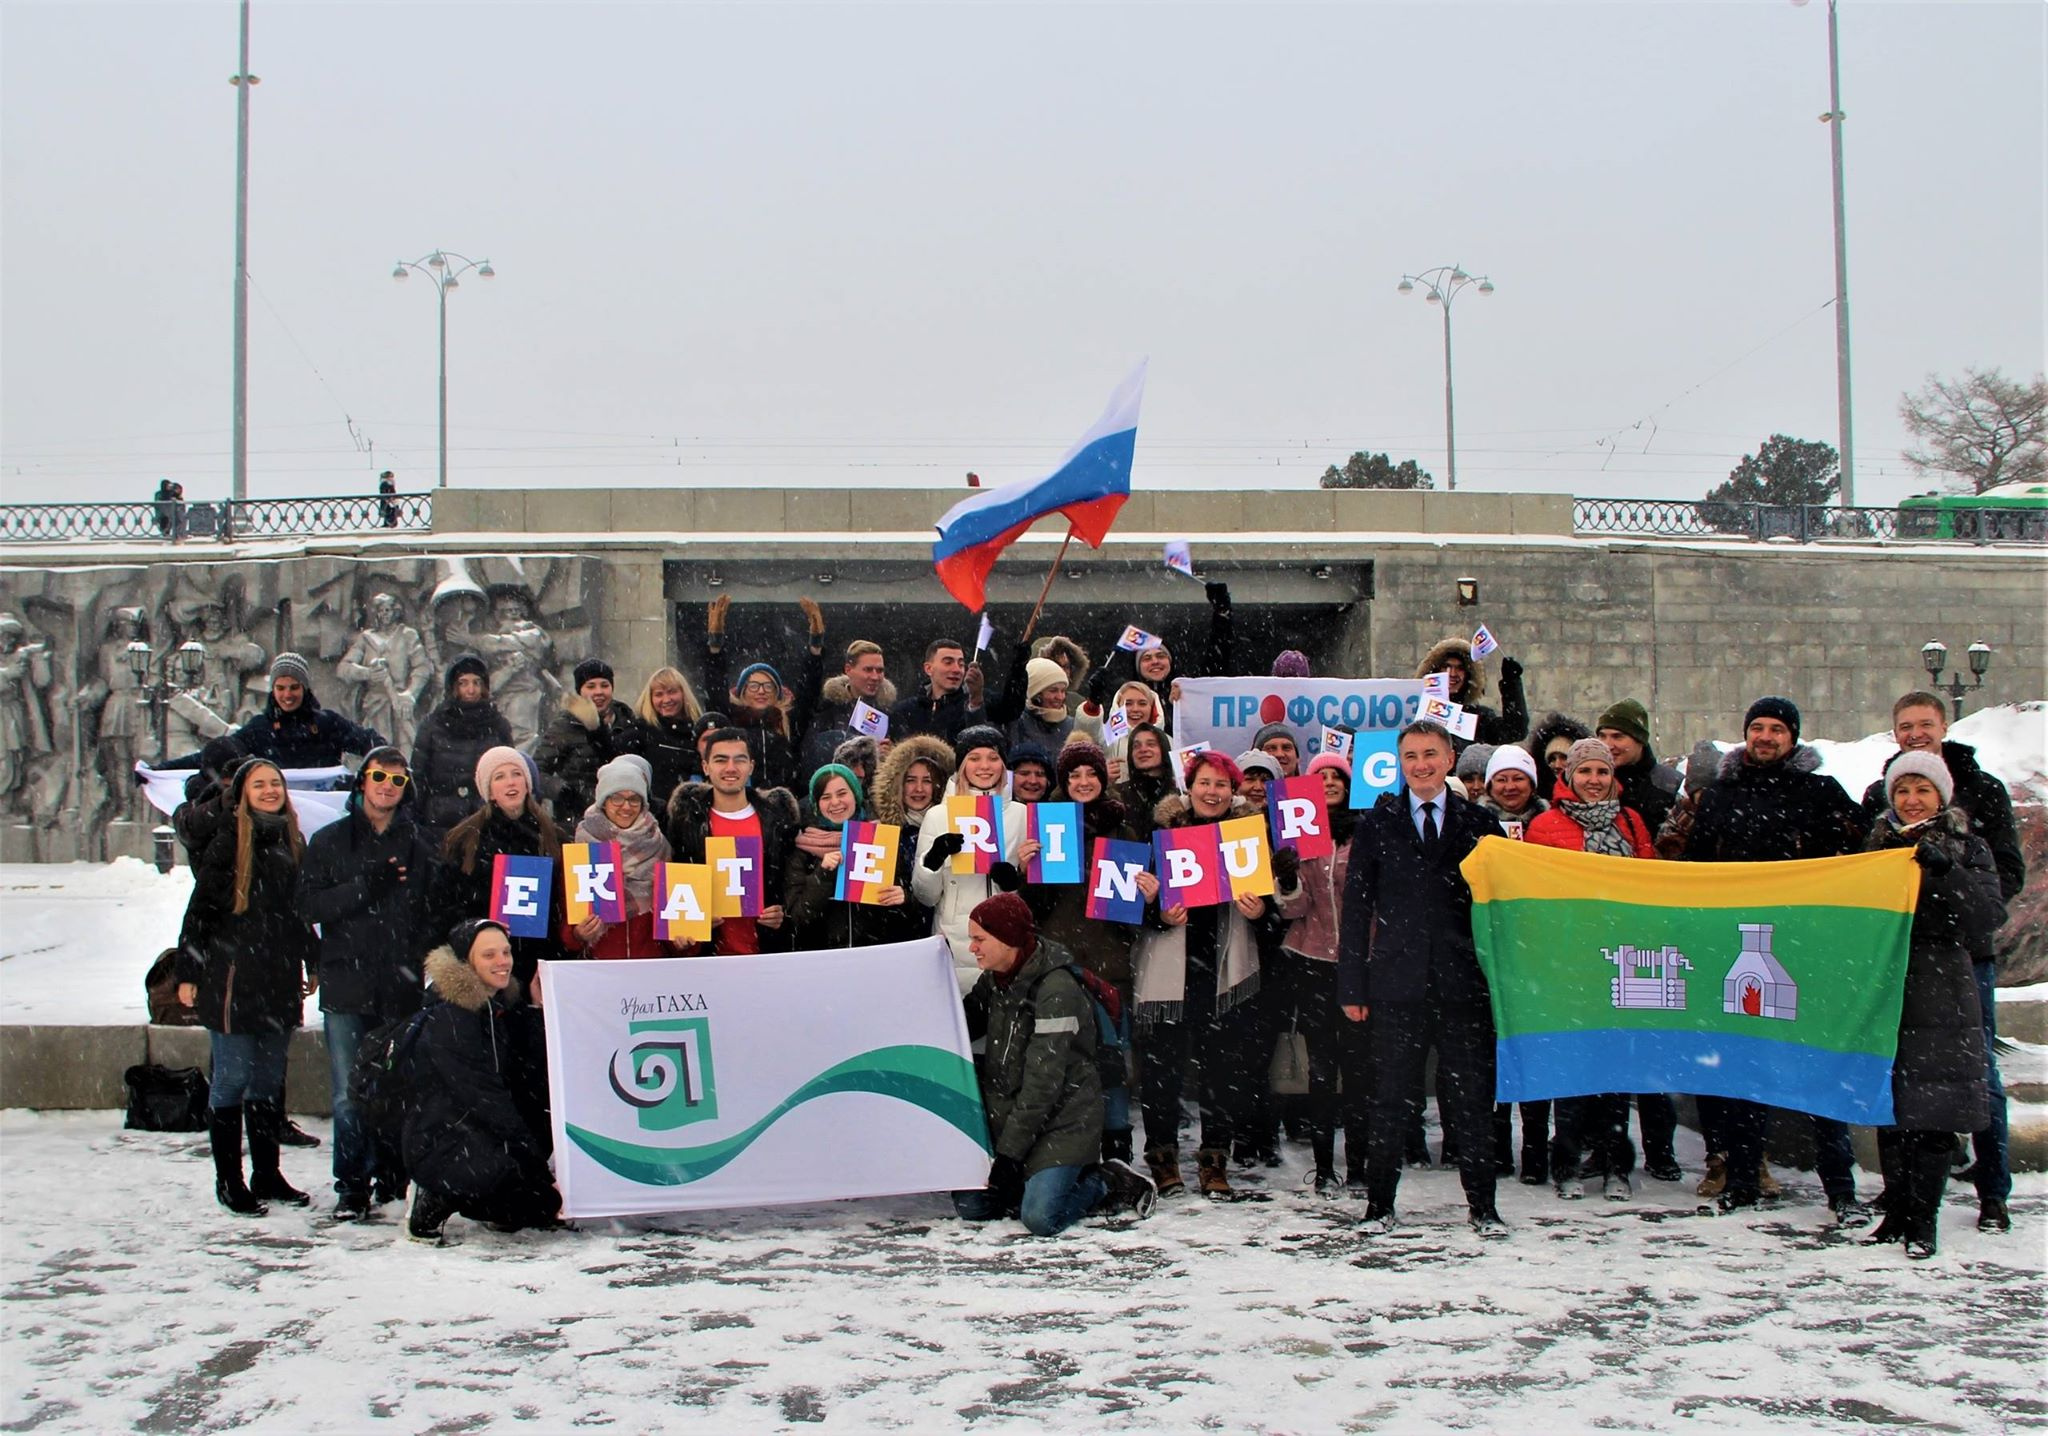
[161,597,2021,1259]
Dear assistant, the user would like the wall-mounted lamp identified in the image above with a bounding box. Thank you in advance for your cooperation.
[816,572,835,585]
[1312,565,1333,581]
[1456,577,1480,607]
[706,573,725,588]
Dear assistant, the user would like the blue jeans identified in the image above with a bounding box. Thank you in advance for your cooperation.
[1972,960,2012,1203]
[324,1013,377,1200]
[953,1164,1110,1237]
[208,1030,289,1108]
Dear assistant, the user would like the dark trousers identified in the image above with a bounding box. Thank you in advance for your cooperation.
[1635,1092,1678,1162]
[1137,973,1259,1154]
[1972,960,2011,1204]
[1283,957,1371,1176]
[448,1174,560,1231]
[1702,1096,1857,1203]
[1555,1093,1636,1179]
[1878,1128,1955,1244]
[1493,1101,1551,1173]
[1366,995,1497,1214]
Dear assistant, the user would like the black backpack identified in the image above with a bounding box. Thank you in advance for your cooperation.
[123,1064,209,1132]
[349,1008,431,1141]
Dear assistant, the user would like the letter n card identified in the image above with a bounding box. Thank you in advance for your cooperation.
[1086,838,1151,923]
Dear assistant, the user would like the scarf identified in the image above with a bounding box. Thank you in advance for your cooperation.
[576,808,671,917]
[1560,797,1632,857]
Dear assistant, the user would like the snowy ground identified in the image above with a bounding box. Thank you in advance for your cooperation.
[2,1109,2043,1434]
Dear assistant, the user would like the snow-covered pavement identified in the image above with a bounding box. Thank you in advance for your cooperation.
[3,1110,2041,1433]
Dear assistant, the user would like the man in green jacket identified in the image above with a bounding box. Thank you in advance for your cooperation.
[955,894,1156,1234]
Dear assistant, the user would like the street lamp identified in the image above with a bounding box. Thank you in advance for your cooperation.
[128,640,210,763]
[1811,0,1856,507]
[392,250,496,489]
[1919,639,1992,719]
[1397,264,1495,491]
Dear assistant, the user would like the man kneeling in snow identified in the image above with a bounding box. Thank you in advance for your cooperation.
[954,894,1155,1235]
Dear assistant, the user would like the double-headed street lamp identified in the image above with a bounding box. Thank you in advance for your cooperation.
[1397,265,1495,491]
[1920,640,1992,720]
[126,639,210,764]
[392,250,495,489]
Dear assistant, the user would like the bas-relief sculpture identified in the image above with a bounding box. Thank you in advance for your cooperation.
[0,553,593,860]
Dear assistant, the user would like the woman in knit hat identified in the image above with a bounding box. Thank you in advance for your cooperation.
[1526,738,1658,1200]
[410,656,516,849]
[785,763,922,951]
[1476,744,1547,839]
[432,745,565,991]
[561,756,675,959]
[1008,742,1055,803]
[1861,750,2000,1258]
[1006,657,1077,754]
[911,724,1030,993]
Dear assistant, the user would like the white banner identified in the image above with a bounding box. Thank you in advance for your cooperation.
[541,938,991,1218]
[1173,677,1427,760]
[135,762,352,837]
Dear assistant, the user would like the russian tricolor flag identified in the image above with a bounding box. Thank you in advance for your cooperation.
[931,363,1146,612]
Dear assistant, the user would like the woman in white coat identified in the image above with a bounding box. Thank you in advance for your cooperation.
[911,724,1030,995]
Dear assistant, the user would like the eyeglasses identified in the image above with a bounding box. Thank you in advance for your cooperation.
[741,679,779,695]
[367,769,410,788]
[603,792,645,808]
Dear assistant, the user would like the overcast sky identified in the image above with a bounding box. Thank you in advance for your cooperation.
[2,1,2041,508]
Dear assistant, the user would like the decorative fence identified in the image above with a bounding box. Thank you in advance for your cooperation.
[1572,499,2045,545]
[0,493,433,543]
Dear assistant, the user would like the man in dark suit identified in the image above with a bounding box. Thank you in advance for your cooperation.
[1340,720,1509,1236]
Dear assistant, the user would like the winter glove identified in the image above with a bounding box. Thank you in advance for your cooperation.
[988,861,1024,893]
[1500,655,1524,684]
[364,857,403,899]
[706,594,731,636]
[987,1154,1027,1213]
[798,597,826,639]
[923,832,966,870]
[1084,665,1113,706]
[1913,839,1953,876]
[1205,581,1232,613]
[1271,846,1301,887]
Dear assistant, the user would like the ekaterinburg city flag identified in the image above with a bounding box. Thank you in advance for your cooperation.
[1460,840,1922,1125]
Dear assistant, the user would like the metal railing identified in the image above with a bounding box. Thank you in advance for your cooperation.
[1573,498,2045,545]
[0,493,433,543]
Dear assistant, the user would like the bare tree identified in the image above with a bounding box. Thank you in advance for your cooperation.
[1899,368,2046,494]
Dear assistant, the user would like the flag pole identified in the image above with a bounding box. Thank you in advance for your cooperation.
[1020,528,1074,645]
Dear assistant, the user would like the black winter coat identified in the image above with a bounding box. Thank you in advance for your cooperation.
[1337,789,1505,1008]
[1860,739,2025,906]
[784,836,928,952]
[1024,794,1140,985]
[174,817,316,1035]
[408,698,514,841]
[229,691,385,769]
[402,946,554,1205]
[431,808,565,987]
[888,682,986,748]
[702,641,827,794]
[1685,746,1866,864]
[1866,812,1999,1131]
[534,695,647,827]
[638,711,703,815]
[296,805,438,1018]
[664,782,802,951]
[1615,747,1681,835]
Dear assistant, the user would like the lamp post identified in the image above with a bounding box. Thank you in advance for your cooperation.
[1817,0,1856,507]
[1397,265,1495,491]
[1919,640,1992,720]
[128,640,211,764]
[391,250,495,489]
[228,0,259,504]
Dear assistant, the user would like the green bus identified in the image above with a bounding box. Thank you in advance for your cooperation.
[1897,481,2048,541]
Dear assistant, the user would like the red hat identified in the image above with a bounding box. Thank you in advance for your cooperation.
[969,892,1036,955]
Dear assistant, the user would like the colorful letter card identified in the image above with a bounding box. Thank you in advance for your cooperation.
[1351,730,1403,808]
[1218,816,1275,899]
[489,853,554,937]
[704,835,764,918]
[1266,776,1333,860]
[563,841,629,926]
[1025,802,1083,884]
[1154,824,1225,909]
[946,793,1005,875]
[653,862,714,943]
[835,821,902,904]
[1086,838,1152,923]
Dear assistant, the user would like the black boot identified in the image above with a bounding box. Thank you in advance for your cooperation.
[1311,1128,1338,1194]
[1101,1127,1133,1164]
[209,1106,268,1217]
[245,1101,311,1207]
[409,1186,459,1244]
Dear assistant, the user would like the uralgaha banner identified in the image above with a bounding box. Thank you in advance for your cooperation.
[1172,677,1427,760]
[540,939,992,1219]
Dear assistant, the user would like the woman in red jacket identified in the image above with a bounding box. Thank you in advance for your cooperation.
[1525,738,1655,1198]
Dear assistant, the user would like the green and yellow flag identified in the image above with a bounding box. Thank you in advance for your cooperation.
[1460,839,1920,1125]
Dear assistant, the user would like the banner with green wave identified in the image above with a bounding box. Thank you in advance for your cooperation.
[567,1043,990,1187]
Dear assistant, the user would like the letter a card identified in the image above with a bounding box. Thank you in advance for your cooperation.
[653,862,713,943]
[704,835,764,918]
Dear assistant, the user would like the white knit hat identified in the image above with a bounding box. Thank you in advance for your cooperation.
[1484,745,1539,785]
[1884,750,1954,807]
[593,756,649,806]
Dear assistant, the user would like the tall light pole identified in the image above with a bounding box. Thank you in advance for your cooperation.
[391,251,495,489]
[1820,0,1856,506]
[1397,265,1495,491]
[228,0,258,503]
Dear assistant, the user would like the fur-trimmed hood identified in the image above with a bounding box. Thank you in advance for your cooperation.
[666,777,801,834]
[871,733,955,828]
[424,944,524,1012]
[560,692,602,732]
[1151,791,1255,830]
[1863,804,1972,850]
[820,673,899,711]
[1524,710,1591,762]
[1032,635,1091,694]
[1717,742,1824,781]
[1415,638,1487,700]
